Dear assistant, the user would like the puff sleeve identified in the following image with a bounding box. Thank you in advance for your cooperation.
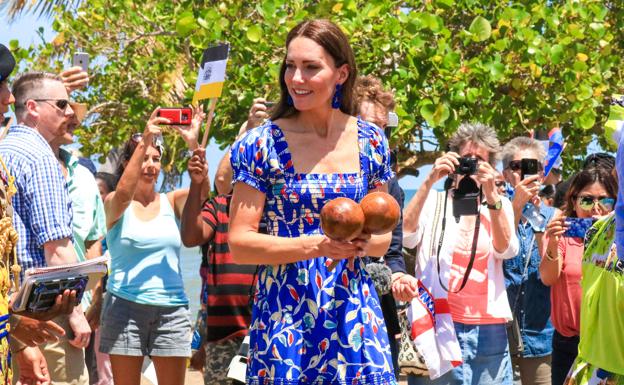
[229,126,271,194]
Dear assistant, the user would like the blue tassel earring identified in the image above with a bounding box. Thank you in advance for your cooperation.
[287,94,294,106]
[331,84,343,109]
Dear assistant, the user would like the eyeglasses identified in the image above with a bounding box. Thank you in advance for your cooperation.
[506,159,544,172]
[495,181,506,188]
[577,195,615,211]
[30,99,70,111]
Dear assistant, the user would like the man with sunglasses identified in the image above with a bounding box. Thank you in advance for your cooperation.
[0,70,91,385]
[500,136,556,385]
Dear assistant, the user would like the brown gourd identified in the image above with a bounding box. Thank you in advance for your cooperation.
[320,192,400,271]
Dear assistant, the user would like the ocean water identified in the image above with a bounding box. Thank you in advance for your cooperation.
[180,188,418,316]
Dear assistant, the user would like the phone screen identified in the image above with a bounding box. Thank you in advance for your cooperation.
[563,217,595,238]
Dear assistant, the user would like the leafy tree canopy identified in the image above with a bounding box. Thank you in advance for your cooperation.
[9,0,624,182]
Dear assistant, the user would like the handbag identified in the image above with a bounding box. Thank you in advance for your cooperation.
[397,190,444,376]
[506,234,535,357]
[397,308,429,376]
[506,317,524,357]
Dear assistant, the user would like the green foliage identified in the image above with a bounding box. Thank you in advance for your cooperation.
[9,0,624,180]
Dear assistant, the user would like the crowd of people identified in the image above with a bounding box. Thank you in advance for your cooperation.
[0,17,622,385]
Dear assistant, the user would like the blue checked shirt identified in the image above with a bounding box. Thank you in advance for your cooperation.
[0,125,73,271]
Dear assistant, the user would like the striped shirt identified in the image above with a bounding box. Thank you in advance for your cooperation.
[201,195,257,342]
[0,125,73,271]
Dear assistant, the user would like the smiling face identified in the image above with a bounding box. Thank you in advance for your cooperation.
[140,145,161,184]
[283,37,349,113]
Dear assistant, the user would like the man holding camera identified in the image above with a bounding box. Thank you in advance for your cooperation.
[501,137,555,385]
[403,123,518,384]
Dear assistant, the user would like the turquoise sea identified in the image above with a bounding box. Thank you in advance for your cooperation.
[180,188,418,316]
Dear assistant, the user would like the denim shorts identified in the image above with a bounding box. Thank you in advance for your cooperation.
[99,293,192,357]
[408,322,513,385]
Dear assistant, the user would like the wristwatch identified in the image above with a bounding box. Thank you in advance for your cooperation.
[486,200,502,210]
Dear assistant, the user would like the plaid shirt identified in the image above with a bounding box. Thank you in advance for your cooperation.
[0,125,73,271]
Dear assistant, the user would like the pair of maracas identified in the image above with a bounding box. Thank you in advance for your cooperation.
[320,192,401,271]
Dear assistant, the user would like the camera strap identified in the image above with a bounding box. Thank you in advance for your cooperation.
[436,188,481,293]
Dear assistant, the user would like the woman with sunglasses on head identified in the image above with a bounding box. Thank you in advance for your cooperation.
[99,106,207,385]
[540,167,617,385]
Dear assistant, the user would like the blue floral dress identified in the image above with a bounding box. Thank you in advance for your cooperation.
[230,119,398,385]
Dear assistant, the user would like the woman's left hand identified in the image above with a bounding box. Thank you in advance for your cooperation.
[476,161,499,202]
[342,232,372,270]
[188,148,208,185]
[391,273,419,302]
[173,105,205,149]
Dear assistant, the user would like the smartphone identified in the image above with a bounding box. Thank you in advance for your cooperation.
[521,158,539,180]
[563,217,595,239]
[157,107,193,125]
[72,52,89,72]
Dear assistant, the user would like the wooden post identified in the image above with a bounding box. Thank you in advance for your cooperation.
[200,98,218,148]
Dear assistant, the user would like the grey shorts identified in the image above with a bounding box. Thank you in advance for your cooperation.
[99,293,192,357]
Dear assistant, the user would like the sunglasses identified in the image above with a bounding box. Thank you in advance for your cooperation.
[506,159,544,172]
[495,181,506,188]
[577,195,615,211]
[131,133,165,153]
[30,99,70,111]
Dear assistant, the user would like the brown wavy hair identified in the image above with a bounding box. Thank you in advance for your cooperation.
[352,75,395,114]
[270,19,357,120]
[562,167,618,217]
[115,135,163,180]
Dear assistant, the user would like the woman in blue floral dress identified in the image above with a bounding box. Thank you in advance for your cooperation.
[228,20,403,385]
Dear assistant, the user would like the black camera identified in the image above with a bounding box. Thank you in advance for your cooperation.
[456,157,478,176]
[451,173,481,219]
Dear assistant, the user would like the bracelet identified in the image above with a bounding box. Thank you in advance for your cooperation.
[545,250,560,262]
[391,273,405,284]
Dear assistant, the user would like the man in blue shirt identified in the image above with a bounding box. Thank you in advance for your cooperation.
[502,137,555,385]
[1,71,91,385]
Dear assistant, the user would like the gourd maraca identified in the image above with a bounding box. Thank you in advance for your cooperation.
[321,192,400,271]
[320,197,365,241]
[360,192,401,234]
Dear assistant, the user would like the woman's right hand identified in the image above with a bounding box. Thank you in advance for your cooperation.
[429,152,460,182]
[545,213,567,253]
[144,108,169,144]
[245,98,270,130]
[513,175,541,208]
